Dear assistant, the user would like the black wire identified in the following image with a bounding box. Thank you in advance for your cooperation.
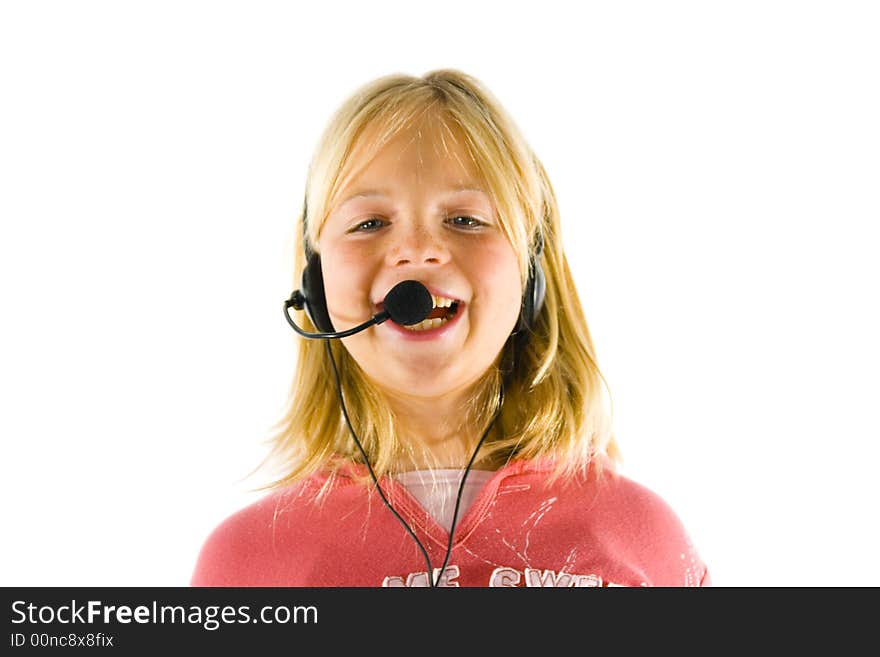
[324,338,503,588]
[285,300,390,339]
[324,339,433,582]
[435,383,503,584]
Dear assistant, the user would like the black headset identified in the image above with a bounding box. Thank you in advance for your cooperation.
[294,198,546,337]
[286,197,547,586]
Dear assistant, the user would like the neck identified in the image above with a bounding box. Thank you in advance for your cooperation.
[380,390,486,472]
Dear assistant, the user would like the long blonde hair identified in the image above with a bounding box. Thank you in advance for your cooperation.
[251,68,620,492]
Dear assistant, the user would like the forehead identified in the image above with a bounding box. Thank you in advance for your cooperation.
[337,184,489,207]
[333,117,486,204]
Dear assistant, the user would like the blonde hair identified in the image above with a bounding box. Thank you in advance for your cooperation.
[251,68,621,493]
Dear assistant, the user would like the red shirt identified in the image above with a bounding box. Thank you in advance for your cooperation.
[191,457,710,587]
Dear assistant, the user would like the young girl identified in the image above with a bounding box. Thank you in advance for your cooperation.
[190,69,710,587]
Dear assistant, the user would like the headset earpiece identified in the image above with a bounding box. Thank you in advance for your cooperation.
[291,197,336,334]
[515,231,546,336]
[300,251,335,334]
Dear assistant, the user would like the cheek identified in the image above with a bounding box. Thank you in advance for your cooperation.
[470,243,523,324]
[319,249,373,309]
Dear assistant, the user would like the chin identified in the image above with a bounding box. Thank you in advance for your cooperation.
[383,367,460,396]
[397,370,455,392]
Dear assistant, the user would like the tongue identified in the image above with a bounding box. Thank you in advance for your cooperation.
[426,307,448,320]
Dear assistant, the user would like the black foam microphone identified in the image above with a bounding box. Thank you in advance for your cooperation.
[284,280,434,339]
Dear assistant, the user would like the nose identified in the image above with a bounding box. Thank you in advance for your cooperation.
[385,222,451,268]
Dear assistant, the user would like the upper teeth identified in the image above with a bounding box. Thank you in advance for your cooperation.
[433,295,456,308]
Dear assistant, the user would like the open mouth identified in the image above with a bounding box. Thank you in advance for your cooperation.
[402,300,460,331]
[375,295,463,332]
[424,300,460,321]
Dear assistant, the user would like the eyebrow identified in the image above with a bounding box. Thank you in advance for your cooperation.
[337,186,490,208]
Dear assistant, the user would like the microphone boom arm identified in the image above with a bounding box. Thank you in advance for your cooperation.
[283,301,391,339]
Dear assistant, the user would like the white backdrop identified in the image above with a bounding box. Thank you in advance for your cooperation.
[2,0,877,587]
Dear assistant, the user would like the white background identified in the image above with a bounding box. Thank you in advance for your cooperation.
[2,1,877,587]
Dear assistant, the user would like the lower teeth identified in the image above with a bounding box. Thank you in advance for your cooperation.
[403,316,451,332]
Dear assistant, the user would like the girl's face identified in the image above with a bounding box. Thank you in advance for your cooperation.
[317,120,522,402]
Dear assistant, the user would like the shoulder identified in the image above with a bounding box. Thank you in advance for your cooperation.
[520,462,686,530]
[595,468,683,519]
[588,469,709,586]
[512,459,710,586]
[189,479,323,587]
